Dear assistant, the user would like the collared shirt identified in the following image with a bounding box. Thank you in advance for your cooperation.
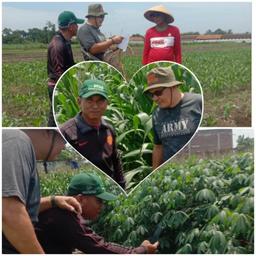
[77,23,106,60]
[47,32,75,87]
[60,113,125,188]
[36,208,146,254]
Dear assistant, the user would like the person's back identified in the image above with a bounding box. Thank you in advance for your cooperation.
[35,173,158,253]
[47,32,75,84]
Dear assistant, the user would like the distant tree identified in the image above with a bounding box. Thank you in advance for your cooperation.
[2,21,56,44]
[182,32,200,35]
[236,135,254,152]
[227,29,233,34]
[131,33,144,38]
[205,29,213,35]
[213,28,227,34]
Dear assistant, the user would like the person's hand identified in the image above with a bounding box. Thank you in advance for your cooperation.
[54,196,82,215]
[112,35,124,44]
[141,240,159,253]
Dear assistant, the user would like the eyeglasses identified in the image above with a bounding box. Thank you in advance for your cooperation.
[147,88,166,98]
[97,15,105,19]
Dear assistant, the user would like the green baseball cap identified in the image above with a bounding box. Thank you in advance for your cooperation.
[67,173,117,201]
[58,11,84,28]
[79,79,108,99]
[144,67,182,92]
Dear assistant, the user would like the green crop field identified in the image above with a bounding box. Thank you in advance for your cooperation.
[39,152,254,254]
[2,42,251,127]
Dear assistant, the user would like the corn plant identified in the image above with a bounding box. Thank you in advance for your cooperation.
[54,61,202,190]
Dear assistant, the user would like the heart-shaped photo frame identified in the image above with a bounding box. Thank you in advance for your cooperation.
[53,60,203,193]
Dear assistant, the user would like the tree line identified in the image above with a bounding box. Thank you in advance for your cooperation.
[2,24,251,44]
[2,21,56,44]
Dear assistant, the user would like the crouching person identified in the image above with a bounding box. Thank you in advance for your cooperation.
[35,173,159,253]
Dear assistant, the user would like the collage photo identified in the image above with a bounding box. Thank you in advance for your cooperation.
[2,1,254,254]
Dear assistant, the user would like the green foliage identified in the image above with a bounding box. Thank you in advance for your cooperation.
[90,153,254,253]
[2,61,48,126]
[54,61,201,190]
[236,135,254,152]
[3,22,56,44]
[2,42,251,127]
[39,166,123,197]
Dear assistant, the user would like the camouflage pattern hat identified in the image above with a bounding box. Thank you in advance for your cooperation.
[86,4,108,17]
[144,67,182,92]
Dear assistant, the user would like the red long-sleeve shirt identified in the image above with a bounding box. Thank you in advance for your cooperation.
[142,25,182,65]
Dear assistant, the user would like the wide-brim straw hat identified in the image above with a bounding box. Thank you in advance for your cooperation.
[144,5,174,24]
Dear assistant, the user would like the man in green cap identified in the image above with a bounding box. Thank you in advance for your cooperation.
[47,11,84,127]
[144,66,202,169]
[77,4,123,60]
[35,172,159,253]
[60,79,126,189]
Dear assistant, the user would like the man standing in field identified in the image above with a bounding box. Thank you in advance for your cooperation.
[47,11,84,127]
[77,4,123,61]
[2,129,82,253]
[60,79,126,189]
[144,67,202,169]
[36,172,159,253]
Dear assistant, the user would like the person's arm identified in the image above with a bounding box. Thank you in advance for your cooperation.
[152,144,163,170]
[39,196,82,215]
[174,27,182,64]
[89,35,123,55]
[75,220,157,253]
[2,197,44,254]
[142,30,151,65]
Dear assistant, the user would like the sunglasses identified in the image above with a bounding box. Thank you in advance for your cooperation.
[97,15,105,19]
[147,87,166,98]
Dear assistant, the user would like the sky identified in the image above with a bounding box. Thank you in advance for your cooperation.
[2,2,252,36]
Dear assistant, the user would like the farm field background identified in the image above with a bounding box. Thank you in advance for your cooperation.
[2,41,251,127]
[40,152,254,254]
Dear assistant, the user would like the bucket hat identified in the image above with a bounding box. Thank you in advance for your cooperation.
[79,79,108,100]
[144,5,174,24]
[86,4,108,18]
[67,173,117,201]
[144,67,182,92]
[58,11,84,28]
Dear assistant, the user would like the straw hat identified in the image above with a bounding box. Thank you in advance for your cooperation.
[144,5,174,24]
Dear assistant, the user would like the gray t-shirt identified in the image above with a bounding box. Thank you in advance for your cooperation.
[153,92,202,161]
[77,23,106,60]
[2,129,40,223]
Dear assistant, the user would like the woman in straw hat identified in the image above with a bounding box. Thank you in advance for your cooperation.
[142,5,182,65]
